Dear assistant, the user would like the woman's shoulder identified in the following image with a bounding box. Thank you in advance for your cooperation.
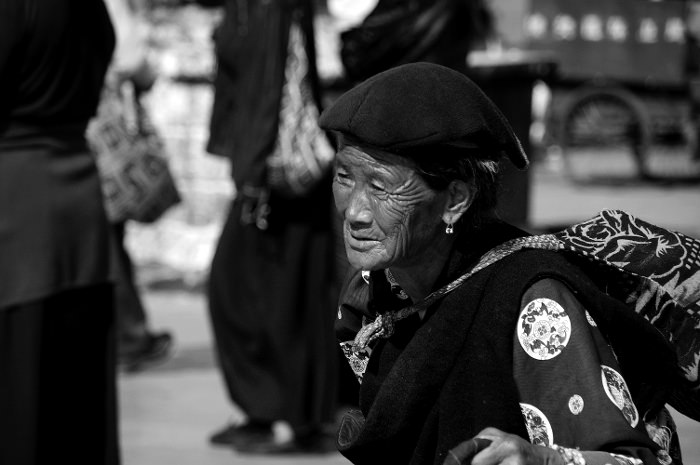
[454,247,598,319]
[484,248,586,290]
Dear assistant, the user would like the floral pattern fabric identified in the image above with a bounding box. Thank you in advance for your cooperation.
[518,298,572,360]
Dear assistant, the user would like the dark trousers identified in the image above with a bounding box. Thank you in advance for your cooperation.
[208,194,339,429]
[0,284,120,465]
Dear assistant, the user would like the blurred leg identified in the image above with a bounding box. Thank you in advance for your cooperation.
[111,222,172,370]
[112,222,148,342]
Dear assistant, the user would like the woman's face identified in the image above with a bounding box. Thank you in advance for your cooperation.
[333,144,449,271]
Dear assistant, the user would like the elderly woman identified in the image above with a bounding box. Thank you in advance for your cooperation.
[319,63,682,465]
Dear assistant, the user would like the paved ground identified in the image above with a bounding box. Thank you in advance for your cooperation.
[529,153,700,238]
[119,159,700,465]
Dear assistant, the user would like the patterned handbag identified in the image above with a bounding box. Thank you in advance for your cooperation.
[266,22,335,197]
[87,79,181,223]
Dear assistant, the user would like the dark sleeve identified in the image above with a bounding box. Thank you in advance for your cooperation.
[0,0,22,117]
[513,278,670,465]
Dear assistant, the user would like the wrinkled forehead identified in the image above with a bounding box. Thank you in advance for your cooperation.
[336,135,419,173]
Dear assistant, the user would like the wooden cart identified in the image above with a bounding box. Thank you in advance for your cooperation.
[525,0,700,182]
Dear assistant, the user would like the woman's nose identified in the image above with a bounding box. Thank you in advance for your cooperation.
[345,188,373,227]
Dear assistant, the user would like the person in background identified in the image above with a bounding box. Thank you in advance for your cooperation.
[338,0,494,83]
[102,0,174,372]
[319,62,683,465]
[0,1,120,464]
[196,0,340,454]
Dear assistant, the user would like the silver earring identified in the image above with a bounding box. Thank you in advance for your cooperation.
[445,222,454,235]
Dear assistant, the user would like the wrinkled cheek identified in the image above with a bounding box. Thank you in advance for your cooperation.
[388,224,411,261]
[377,204,408,229]
[376,210,410,259]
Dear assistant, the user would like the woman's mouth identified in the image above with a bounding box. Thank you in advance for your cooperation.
[346,233,380,251]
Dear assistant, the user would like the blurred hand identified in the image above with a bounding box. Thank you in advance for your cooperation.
[470,428,562,465]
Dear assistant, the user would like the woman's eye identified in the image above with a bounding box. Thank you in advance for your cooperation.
[335,171,352,184]
[370,182,386,192]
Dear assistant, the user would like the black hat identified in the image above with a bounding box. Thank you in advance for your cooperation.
[319,62,528,169]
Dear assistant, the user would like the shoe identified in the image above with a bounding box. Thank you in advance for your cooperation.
[208,422,273,448]
[209,424,237,446]
[118,331,173,372]
[209,424,240,446]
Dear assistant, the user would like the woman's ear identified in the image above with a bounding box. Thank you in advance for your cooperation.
[442,180,474,225]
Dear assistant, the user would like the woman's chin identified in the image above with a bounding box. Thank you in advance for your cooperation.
[346,250,387,271]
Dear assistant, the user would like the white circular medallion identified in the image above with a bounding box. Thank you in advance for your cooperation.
[568,395,584,415]
[601,365,639,427]
[520,403,553,446]
[585,310,597,327]
[518,298,572,360]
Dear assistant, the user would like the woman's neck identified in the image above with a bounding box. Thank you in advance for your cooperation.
[388,236,456,302]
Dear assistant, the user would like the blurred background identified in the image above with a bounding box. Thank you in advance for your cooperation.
[114,0,700,463]
[127,0,700,286]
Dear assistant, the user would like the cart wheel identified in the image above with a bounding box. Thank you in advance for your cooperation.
[557,85,651,183]
[644,114,700,181]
